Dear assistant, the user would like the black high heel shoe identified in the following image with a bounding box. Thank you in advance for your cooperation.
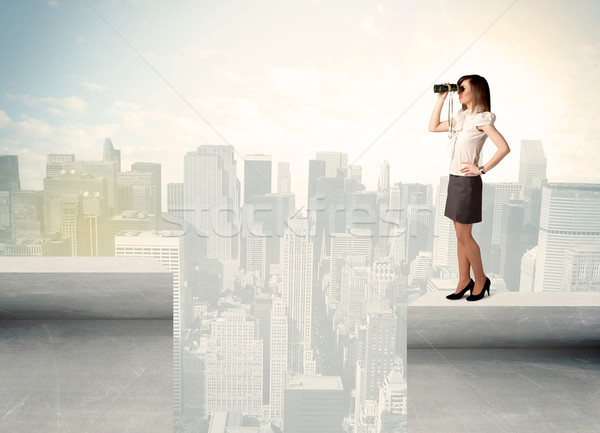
[446,279,474,300]
[466,277,491,301]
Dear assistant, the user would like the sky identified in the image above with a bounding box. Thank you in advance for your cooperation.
[1,0,599,209]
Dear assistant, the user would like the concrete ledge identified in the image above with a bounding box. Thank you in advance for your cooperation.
[408,292,600,348]
[0,257,173,319]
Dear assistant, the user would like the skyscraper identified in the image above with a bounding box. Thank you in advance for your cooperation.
[167,182,184,218]
[46,154,75,178]
[244,154,272,205]
[562,245,600,292]
[376,364,407,433]
[131,162,162,216]
[278,161,291,194]
[0,155,21,191]
[10,190,44,238]
[184,145,239,262]
[534,183,600,292]
[406,204,434,263]
[43,171,107,235]
[433,176,458,269]
[329,231,372,302]
[500,200,526,291]
[269,297,288,421]
[118,170,153,213]
[364,303,397,401]
[114,230,184,418]
[307,159,326,206]
[316,151,348,178]
[185,308,263,416]
[378,160,390,192]
[518,140,547,232]
[280,217,313,375]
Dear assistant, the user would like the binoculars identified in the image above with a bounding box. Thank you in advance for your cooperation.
[433,84,465,93]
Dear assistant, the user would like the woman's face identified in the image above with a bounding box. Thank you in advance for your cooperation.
[458,79,472,107]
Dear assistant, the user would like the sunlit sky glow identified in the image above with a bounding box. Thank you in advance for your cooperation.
[1,0,599,208]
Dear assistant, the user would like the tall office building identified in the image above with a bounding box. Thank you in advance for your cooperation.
[184,145,239,262]
[406,204,434,263]
[371,257,395,304]
[307,159,326,206]
[314,177,346,263]
[562,245,600,292]
[59,194,82,256]
[118,170,153,213]
[347,190,378,240]
[185,308,263,416]
[316,151,348,178]
[43,171,107,235]
[329,231,372,302]
[339,255,370,326]
[283,375,344,433]
[102,137,121,171]
[376,364,407,433]
[167,183,184,218]
[10,190,44,238]
[46,154,75,178]
[244,154,271,205]
[346,165,362,184]
[364,303,397,401]
[253,296,273,405]
[433,176,458,269]
[251,192,296,277]
[518,140,547,231]
[246,221,267,281]
[378,160,390,192]
[389,183,432,229]
[280,217,314,375]
[0,191,10,241]
[278,161,291,194]
[499,200,526,291]
[488,183,523,246]
[519,247,537,292]
[534,183,600,292]
[114,230,184,418]
[388,225,406,265]
[131,162,161,216]
[63,156,119,215]
[269,297,288,421]
[0,155,21,191]
[409,251,432,284]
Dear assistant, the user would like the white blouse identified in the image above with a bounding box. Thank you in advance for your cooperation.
[448,109,496,176]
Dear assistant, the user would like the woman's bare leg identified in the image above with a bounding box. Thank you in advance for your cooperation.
[454,223,472,293]
[454,221,486,294]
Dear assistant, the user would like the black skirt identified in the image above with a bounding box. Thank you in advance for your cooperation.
[444,174,482,224]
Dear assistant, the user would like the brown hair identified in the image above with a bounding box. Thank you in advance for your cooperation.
[458,74,491,112]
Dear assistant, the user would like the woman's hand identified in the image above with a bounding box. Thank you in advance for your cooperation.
[437,82,451,102]
[460,161,482,175]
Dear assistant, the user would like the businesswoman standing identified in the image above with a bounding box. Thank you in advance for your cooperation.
[428,75,510,301]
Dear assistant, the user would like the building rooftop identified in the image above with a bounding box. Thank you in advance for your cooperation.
[286,374,343,391]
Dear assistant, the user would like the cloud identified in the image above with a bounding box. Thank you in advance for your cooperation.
[0,110,10,128]
[5,93,88,114]
[47,1,58,8]
[81,81,107,92]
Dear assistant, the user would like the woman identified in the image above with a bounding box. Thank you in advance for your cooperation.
[428,74,510,301]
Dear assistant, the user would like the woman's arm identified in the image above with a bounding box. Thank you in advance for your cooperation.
[460,124,511,175]
[428,88,455,132]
